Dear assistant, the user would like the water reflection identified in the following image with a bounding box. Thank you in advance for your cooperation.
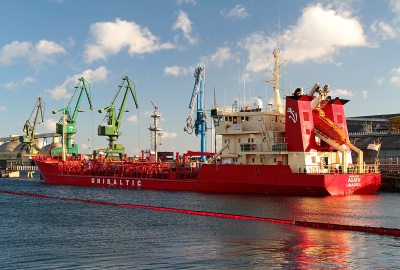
[2,179,400,269]
[294,228,354,269]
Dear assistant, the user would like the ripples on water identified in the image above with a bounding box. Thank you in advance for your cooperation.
[1,178,400,269]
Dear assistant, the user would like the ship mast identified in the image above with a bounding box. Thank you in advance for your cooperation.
[266,49,285,114]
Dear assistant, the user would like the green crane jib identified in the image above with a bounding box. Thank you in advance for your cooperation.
[51,77,93,156]
[16,97,46,165]
[95,76,139,159]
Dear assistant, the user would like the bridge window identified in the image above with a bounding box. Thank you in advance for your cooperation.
[233,117,237,124]
[240,144,251,151]
[213,117,219,127]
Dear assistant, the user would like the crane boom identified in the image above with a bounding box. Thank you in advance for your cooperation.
[183,64,207,161]
[96,76,139,159]
[184,64,204,134]
[16,97,46,165]
[51,77,93,156]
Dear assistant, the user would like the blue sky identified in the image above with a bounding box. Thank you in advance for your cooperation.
[1,0,400,156]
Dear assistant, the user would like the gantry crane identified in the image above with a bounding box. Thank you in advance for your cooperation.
[16,97,46,165]
[51,77,93,156]
[95,76,139,159]
[183,64,207,161]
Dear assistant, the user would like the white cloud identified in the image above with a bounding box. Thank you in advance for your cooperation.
[142,110,155,116]
[281,4,371,63]
[0,105,7,112]
[4,77,37,89]
[46,66,108,100]
[201,47,235,67]
[65,36,75,48]
[164,65,191,76]
[44,118,58,131]
[84,18,175,63]
[80,143,90,150]
[221,4,250,20]
[362,91,368,99]
[239,4,372,74]
[376,77,385,84]
[127,115,138,124]
[239,32,277,73]
[390,67,400,85]
[0,40,65,66]
[172,10,198,45]
[391,76,400,84]
[329,88,355,97]
[389,0,400,17]
[79,66,108,83]
[176,0,196,4]
[371,21,397,40]
[160,131,177,139]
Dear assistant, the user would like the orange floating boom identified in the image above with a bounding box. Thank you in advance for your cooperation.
[1,189,399,237]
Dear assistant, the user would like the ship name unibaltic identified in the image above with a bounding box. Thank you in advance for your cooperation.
[91,178,141,187]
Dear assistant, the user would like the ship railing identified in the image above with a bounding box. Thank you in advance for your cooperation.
[11,165,38,171]
[294,164,379,174]
[212,104,283,114]
[364,156,400,173]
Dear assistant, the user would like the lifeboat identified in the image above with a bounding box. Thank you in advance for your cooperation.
[312,108,348,145]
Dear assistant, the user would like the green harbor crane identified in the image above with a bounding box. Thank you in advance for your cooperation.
[16,97,46,165]
[95,76,139,160]
[51,77,93,156]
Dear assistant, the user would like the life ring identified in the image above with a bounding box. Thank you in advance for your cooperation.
[251,144,257,150]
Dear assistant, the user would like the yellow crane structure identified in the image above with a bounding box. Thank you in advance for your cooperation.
[388,116,400,133]
[16,97,45,165]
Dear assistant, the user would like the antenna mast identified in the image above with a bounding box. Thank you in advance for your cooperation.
[266,49,285,114]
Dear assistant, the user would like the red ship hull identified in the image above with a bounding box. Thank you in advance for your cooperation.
[34,158,381,196]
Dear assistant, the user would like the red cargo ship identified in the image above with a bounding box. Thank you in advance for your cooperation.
[33,50,381,196]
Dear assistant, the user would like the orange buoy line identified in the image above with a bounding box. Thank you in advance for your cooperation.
[1,189,399,237]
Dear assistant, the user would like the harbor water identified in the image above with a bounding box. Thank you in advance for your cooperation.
[1,178,400,269]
